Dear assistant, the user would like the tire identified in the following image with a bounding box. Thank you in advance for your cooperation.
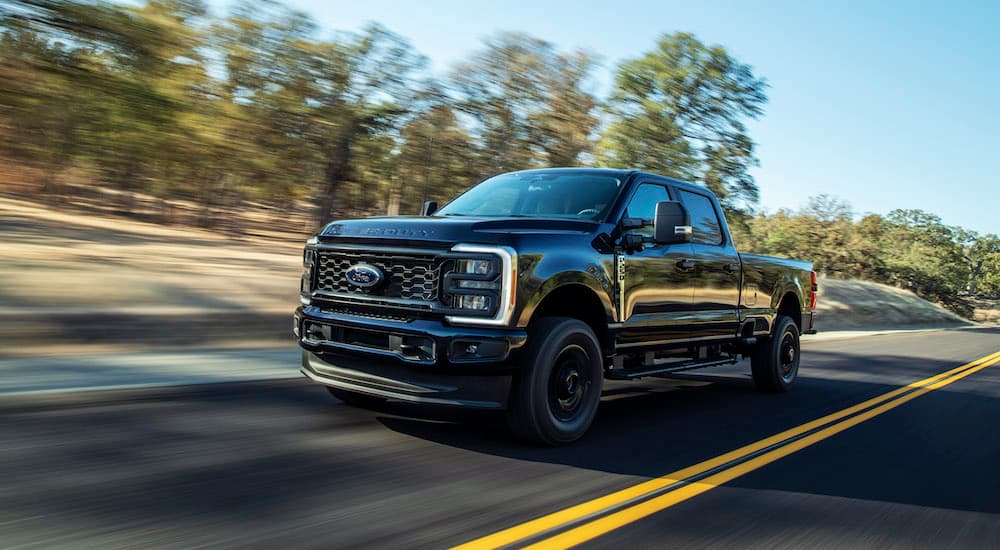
[506,317,604,445]
[326,386,386,409]
[751,315,800,392]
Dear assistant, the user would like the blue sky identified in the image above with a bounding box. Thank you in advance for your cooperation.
[214,0,1000,235]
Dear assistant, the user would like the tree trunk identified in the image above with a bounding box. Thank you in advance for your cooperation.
[313,133,354,229]
[386,173,401,216]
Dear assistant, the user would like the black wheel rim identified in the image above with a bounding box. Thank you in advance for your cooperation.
[547,344,591,422]
[779,330,798,382]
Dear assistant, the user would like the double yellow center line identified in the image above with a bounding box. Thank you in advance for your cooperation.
[454,349,1000,550]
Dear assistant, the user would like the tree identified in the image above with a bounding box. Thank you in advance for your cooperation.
[879,210,972,316]
[450,32,600,172]
[1,0,222,213]
[531,50,600,166]
[305,23,425,227]
[214,0,322,211]
[969,234,1000,296]
[396,102,477,212]
[799,195,856,276]
[598,32,767,213]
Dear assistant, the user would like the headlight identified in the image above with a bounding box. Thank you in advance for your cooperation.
[445,245,517,326]
[452,294,491,311]
[445,256,501,313]
[301,246,316,294]
[456,259,495,275]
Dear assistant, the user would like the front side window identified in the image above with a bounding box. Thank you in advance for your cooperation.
[624,183,670,236]
[436,172,622,220]
[679,190,723,245]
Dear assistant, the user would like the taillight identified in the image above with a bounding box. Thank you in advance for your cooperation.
[809,271,818,311]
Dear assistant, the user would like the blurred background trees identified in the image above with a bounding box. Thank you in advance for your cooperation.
[739,201,993,317]
[598,32,766,214]
[1,0,997,315]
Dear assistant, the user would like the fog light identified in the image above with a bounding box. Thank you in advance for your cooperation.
[455,294,490,311]
[450,339,508,362]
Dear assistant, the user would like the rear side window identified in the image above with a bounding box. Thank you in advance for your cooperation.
[678,190,723,245]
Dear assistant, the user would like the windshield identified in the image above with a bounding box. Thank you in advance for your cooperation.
[437,172,622,220]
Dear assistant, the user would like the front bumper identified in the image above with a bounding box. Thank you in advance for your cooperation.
[295,305,526,408]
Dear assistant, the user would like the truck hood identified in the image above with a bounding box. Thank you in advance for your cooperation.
[317,215,601,247]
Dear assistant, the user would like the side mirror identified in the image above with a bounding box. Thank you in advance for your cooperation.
[420,200,438,216]
[653,201,692,244]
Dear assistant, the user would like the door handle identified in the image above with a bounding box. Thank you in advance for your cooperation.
[677,259,696,270]
[724,263,739,273]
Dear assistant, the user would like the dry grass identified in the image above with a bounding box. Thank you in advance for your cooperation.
[0,194,306,356]
[816,279,970,330]
[970,296,1000,324]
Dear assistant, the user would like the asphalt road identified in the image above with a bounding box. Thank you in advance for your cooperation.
[2,327,998,549]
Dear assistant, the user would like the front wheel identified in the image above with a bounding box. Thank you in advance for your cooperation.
[751,315,800,392]
[506,317,604,445]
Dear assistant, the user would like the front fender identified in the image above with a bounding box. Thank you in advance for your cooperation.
[514,266,615,328]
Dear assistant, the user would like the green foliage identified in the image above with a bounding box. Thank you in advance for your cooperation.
[449,33,600,172]
[742,199,996,317]
[396,103,477,213]
[1,2,603,226]
[967,234,1000,296]
[598,32,767,212]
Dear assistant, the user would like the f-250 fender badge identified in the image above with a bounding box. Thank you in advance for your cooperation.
[345,264,384,288]
[616,253,626,320]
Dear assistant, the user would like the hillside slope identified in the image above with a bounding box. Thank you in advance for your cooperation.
[816,279,969,331]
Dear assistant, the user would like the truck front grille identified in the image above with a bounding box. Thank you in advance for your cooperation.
[315,250,441,302]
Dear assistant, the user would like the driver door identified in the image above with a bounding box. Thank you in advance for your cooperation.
[617,182,697,348]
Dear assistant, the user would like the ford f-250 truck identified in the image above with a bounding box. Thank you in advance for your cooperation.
[295,168,816,444]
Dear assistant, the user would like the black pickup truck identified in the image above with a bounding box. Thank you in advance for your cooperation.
[295,168,816,444]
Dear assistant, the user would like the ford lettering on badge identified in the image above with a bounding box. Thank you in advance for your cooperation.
[345,264,383,288]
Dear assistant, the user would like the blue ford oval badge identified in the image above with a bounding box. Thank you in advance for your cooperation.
[345,264,383,288]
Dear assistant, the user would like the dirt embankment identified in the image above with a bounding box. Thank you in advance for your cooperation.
[0,195,304,356]
[0,195,990,356]
[815,279,972,331]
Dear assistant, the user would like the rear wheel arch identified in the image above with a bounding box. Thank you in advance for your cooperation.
[776,291,802,332]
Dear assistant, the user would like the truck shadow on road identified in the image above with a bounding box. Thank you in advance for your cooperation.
[375,349,1000,515]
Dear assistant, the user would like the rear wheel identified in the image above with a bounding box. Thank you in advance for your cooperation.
[326,387,386,409]
[751,315,800,392]
[507,317,603,445]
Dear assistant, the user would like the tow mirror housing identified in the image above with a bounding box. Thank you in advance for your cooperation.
[653,201,692,244]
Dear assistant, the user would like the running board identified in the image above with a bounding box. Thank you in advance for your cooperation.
[606,357,737,380]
